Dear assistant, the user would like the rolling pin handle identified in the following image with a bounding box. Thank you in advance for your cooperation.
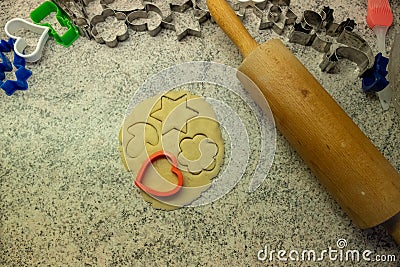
[383,212,400,244]
[207,0,258,57]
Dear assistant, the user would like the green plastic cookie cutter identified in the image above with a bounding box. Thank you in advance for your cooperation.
[30,1,79,47]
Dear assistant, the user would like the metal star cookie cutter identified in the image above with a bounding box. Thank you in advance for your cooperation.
[163,8,208,40]
[90,8,129,47]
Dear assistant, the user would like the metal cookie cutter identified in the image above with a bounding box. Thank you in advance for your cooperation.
[319,43,372,77]
[335,28,374,76]
[170,0,197,13]
[289,9,331,52]
[30,1,80,47]
[4,18,50,63]
[289,7,356,52]
[319,29,374,77]
[144,0,174,22]
[254,4,297,34]
[91,8,129,47]
[126,4,163,37]
[289,7,374,76]
[128,2,208,41]
[165,1,209,40]
[53,0,93,38]
[101,0,145,13]
[162,8,208,40]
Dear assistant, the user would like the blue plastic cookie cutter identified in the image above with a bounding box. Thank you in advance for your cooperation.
[0,38,32,96]
[361,53,389,93]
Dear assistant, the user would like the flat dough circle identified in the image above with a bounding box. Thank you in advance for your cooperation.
[120,90,224,210]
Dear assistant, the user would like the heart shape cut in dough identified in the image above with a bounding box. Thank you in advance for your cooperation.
[4,18,50,63]
[134,151,184,197]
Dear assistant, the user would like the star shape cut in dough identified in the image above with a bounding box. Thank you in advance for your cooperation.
[150,93,199,135]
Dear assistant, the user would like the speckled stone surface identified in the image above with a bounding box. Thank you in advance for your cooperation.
[0,0,399,266]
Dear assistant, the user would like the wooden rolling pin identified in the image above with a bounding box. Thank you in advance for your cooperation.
[207,0,400,243]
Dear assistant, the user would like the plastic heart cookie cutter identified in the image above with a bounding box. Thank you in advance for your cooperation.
[30,1,80,47]
[134,151,184,197]
[4,18,50,63]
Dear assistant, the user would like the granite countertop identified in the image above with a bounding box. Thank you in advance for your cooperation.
[1,0,399,266]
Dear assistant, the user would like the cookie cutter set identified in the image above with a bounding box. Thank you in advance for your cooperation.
[54,1,383,78]
[53,0,210,43]
[1,1,80,95]
[50,1,391,98]
[1,0,392,106]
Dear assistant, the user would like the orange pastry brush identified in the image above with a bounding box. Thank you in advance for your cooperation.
[366,0,394,110]
[366,0,393,52]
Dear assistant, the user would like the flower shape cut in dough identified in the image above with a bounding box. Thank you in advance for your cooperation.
[178,134,218,175]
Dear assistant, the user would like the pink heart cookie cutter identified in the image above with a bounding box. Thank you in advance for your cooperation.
[135,151,184,197]
[4,18,50,63]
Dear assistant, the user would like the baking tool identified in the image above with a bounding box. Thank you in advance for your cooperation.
[100,0,144,13]
[0,39,14,75]
[134,150,184,197]
[90,8,129,47]
[0,64,32,96]
[0,39,32,96]
[289,10,374,76]
[74,17,93,39]
[207,0,400,243]
[163,8,208,40]
[30,1,79,47]
[126,4,163,37]
[366,0,393,53]
[194,0,210,13]
[101,0,144,13]
[228,0,245,21]
[170,0,196,12]
[361,53,389,93]
[0,53,12,80]
[366,0,393,110]
[335,28,374,76]
[388,31,400,117]
[53,0,93,38]
[253,4,297,34]
[319,44,373,77]
[4,18,50,63]
[144,0,174,22]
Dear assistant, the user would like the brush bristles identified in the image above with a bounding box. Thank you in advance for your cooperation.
[369,0,392,14]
